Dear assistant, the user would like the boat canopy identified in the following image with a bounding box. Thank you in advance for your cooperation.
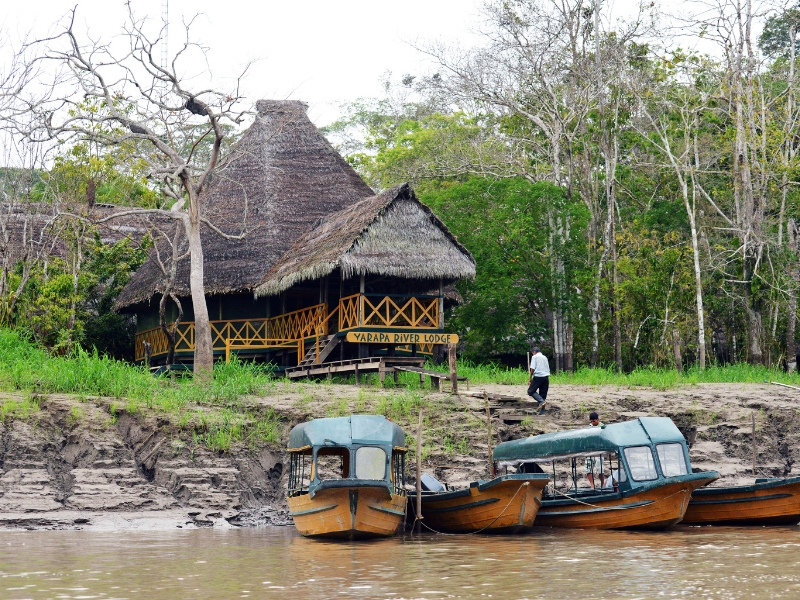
[288,415,406,451]
[493,417,686,463]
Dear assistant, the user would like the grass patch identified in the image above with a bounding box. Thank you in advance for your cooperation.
[418,358,800,390]
[0,328,284,451]
[0,394,40,422]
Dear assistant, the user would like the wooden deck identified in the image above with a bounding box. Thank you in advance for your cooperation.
[285,356,427,383]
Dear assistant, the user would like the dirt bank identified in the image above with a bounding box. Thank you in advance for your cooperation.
[1,381,798,530]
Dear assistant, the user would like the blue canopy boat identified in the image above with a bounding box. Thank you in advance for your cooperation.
[493,417,719,529]
[286,415,408,539]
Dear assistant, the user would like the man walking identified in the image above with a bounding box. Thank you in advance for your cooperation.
[527,346,550,409]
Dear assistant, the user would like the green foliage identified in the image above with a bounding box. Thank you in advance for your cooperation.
[760,7,800,58]
[0,329,283,451]
[0,395,40,422]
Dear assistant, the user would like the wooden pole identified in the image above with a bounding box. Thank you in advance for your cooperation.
[526,351,531,389]
[415,408,423,533]
[770,381,800,392]
[448,343,458,394]
[484,391,494,477]
[752,412,757,477]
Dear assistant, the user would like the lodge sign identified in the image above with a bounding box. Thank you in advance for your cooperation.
[345,332,459,345]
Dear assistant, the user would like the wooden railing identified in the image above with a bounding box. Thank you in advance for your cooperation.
[338,294,439,331]
[135,294,442,363]
[134,303,328,362]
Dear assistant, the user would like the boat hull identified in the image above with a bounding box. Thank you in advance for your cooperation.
[288,486,407,540]
[683,477,800,526]
[417,474,550,534]
[536,475,717,530]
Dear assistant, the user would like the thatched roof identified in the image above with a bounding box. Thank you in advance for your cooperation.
[254,183,475,297]
[1,202,154,267]
[115,100,375,310]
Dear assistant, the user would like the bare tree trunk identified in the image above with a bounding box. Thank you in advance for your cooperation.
[672,328,683,374]
[612,216,622,372]
[186,214,213,377]
[788,222,798,372]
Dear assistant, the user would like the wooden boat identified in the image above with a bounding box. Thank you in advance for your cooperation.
[682,476,800,525]
[493,417,720,530]
[416,473,551,534]
[286,415,408,540]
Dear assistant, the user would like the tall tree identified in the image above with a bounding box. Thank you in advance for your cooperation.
[25,8,251,376]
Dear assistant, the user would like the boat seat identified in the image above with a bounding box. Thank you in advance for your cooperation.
[421,473,446,492]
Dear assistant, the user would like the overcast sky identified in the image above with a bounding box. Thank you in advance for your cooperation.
[5,0,746,130]
[3,0,495,125]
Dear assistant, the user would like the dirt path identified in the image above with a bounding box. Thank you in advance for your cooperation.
[1,381,797,529]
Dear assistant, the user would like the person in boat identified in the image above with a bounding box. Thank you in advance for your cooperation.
[586,412,606,489]
[603,469,620,489]
[527,347,550,409]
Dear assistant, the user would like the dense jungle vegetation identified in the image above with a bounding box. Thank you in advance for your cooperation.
[3,0,800,376]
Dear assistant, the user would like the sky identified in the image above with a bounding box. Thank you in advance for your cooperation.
[2,0,488,126]
[1,0,672,128]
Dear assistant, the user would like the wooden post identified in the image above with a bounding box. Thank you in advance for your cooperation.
[143,340,152,367]
[448,343,458,394]
[358,275,365,359]
[415,408,423,533]
[438,277,444,329]
[354,364,360,386]
[752,412,757,477]
[484,391,494,477]
[672,329,683,374]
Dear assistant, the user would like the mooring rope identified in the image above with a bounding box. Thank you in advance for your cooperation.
[411,481,532,536]
[547,485,688,511]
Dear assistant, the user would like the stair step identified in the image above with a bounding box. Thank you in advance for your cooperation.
[297,336,338,366]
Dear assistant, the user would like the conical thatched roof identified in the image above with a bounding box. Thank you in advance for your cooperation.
[253,184,476,298]
[115,100,375,310]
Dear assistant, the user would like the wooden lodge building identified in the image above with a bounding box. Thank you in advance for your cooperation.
[114,100,476,378]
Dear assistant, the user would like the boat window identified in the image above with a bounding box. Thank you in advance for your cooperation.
[315,447,349,480]
[538,452,623,498]
[656,443,688,477]
[355,447,386,480]
[623,446,658,481]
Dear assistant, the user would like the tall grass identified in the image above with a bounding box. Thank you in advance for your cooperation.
[0,328,283,451]
[420,357,800,389]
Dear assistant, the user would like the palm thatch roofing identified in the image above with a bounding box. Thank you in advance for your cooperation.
[115,100,375,310]
[254,183,475,297]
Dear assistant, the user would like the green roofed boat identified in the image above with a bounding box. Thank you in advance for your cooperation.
[286,415,408,540]
[493,417,719,530]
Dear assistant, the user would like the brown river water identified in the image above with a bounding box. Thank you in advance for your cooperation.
[2,526,800,599]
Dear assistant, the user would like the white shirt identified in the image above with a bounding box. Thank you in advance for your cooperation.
[530,353,550,377]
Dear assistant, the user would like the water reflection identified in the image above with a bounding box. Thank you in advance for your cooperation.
[1,526,800,598]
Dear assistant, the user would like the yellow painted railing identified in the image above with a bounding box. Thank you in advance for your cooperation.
[338,294,439,331]
[135,294,441,363]
[134,303,328,362]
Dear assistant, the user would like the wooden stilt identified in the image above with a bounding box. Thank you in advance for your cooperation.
[485,390,494,477]
[752,412,757,476]
[416,408,423,534]
[448,343,458,394]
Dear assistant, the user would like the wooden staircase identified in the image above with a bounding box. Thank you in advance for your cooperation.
[297,335,341,367]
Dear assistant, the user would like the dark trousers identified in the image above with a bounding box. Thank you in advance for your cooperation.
[527,376,549,403]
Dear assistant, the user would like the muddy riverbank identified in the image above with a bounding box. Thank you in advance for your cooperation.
[1,381,798,530]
